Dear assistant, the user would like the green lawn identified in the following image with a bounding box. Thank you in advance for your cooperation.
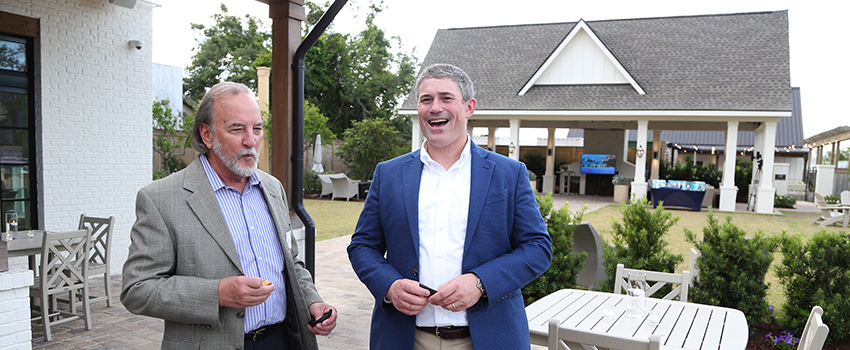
[304,197,849,317]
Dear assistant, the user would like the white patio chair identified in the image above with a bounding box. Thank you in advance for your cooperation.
[811,193,844,227]
[330,173,359,201]
[78,215,116,306]
[614,263,690,302]
[797,306,829,350]
[30,228,93,341]
[548,318,661,350]
[317,174,333,197]
[841,191,850,206]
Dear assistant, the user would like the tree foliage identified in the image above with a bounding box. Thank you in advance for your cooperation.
[523,193,587,305]
[183,4,270,102]
[337,118,407,181]
[598,197,683,292]
[303,1,418,137]
[152,99,194,180]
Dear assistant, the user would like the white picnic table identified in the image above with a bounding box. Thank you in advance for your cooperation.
[526,289,748,350]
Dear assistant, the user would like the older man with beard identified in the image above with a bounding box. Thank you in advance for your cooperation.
[122,82,336,350]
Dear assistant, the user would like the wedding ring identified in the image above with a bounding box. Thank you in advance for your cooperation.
[452,303,456,310]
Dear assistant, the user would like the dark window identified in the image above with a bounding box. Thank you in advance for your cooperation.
[0,33,37,230]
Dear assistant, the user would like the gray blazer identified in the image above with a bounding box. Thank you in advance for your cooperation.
[121,158,322,350]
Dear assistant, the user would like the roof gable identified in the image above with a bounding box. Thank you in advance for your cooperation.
[519,20,645,96]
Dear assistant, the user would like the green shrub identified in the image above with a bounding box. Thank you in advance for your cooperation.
[660,157,721,187]
[774,194,797,208]
[824,195,840,204]
[523,193,587,305]
[777,231,850,342]
[598,197,683,292]
[684,212,779,328]
[735,157,753,202]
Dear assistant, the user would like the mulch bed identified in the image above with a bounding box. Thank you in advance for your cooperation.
[748,323,849,350]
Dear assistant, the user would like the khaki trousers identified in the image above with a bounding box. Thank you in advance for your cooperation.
[414,329,473,350]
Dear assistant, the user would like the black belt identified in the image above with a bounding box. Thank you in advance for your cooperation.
[416,326,471,340]
[245,322,283,342]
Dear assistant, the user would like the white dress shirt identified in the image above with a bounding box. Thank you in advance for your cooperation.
[416,136,472,327]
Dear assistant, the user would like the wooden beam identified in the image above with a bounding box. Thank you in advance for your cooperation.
[0,10,40,38]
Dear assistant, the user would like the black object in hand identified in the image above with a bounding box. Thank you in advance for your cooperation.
[419,283,437,297]
[309,309,333,327]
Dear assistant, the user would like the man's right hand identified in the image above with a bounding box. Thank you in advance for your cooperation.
[385,279,432,315]
[218,276,275,308]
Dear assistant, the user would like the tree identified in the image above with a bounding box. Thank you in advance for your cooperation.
[183,4,270,102]
[304,100,336,146]
[303,2,418,137]
[337,118,407,181]
[153,99,194,180]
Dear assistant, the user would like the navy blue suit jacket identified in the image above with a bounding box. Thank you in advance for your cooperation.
[348,142,552,349]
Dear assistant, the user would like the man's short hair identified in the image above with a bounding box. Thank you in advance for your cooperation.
[191,82,253,154]
[413,64,475,102]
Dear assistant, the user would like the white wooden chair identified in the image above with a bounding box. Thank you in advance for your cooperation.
[78,215,116,306]
[797,306,829,350]
[330,174,359,201]
[811,193,844,227]
[840,191,850,206]
[614,264,690,302]
[317,174,334,197]
[30,228,93,341]
[548,318,661,350]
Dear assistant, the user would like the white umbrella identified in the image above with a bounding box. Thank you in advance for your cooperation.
[311,134,324,174]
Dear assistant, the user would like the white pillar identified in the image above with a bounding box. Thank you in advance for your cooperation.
[631,120,649,201]
[487,126,495,152]
[719,121,739,212]
[814,164,835,197]
[756,122,777,214]
[543,127,556,193]
[257,67,271,173]
[411,116,422,151]
[509,119,520,161]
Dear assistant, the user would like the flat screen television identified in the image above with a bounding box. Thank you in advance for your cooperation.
[580,154,616,175]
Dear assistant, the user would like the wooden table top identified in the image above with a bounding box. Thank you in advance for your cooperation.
[6,230,45,258]
[526,289,748,350]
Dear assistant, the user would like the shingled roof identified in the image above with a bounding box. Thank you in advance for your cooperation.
[401,10,792,113]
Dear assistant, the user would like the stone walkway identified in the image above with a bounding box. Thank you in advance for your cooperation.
[30,194,818,349]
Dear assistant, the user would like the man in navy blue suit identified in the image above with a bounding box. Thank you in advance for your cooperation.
[347,64,552,350]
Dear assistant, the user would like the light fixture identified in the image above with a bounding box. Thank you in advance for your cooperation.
[509,142,516,154]
[636,145,645,158]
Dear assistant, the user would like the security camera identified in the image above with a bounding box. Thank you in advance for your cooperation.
[128,40,144,50]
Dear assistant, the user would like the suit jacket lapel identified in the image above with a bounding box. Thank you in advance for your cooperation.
[402,151,423,259]
[183,159,244,273]
[465,144,495,250]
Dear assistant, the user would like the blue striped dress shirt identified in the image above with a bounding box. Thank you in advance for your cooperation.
[200,155,287,333]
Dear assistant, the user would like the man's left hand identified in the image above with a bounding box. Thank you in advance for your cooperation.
[307,302,337,335]
[428,273,483,312]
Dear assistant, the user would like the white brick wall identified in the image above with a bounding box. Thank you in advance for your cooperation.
[0,270,35,350]
[0,0,155,275]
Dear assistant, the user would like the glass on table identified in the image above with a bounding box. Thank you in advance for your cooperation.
[626,271,647,319]
[4,212,17,241]
[649,310,662,325]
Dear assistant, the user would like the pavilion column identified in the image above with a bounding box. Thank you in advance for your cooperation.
[487,127,495,151]
[719,121,739,211]
[755,121,777,214]
[631,120,648,200]
[411,116,422,151]
[268,0,305,202]
[509,118,520,161]
[650,130,661,180]
[543,127,556,193]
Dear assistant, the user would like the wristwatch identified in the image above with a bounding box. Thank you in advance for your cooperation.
[476,277,487,297]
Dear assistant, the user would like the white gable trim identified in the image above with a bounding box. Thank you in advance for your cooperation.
[518,20,646,96]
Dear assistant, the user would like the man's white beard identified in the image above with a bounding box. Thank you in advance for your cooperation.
[212,134,259,178]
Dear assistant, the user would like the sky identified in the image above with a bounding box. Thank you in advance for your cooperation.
[152,0,849,141]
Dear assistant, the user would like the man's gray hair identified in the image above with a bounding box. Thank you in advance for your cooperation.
[191,82,253,154]
[413,64,475,102]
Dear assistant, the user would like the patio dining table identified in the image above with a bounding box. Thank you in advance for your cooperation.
[6,230,47,269]
[526,289,748,350]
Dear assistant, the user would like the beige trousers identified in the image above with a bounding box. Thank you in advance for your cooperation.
[414,329,474,350]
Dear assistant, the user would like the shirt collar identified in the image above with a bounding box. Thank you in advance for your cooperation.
[419,134,472,171]
[199,154,261,192]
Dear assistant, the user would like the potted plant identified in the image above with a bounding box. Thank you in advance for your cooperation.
[612,175,633,203]
[528,170,538,193]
